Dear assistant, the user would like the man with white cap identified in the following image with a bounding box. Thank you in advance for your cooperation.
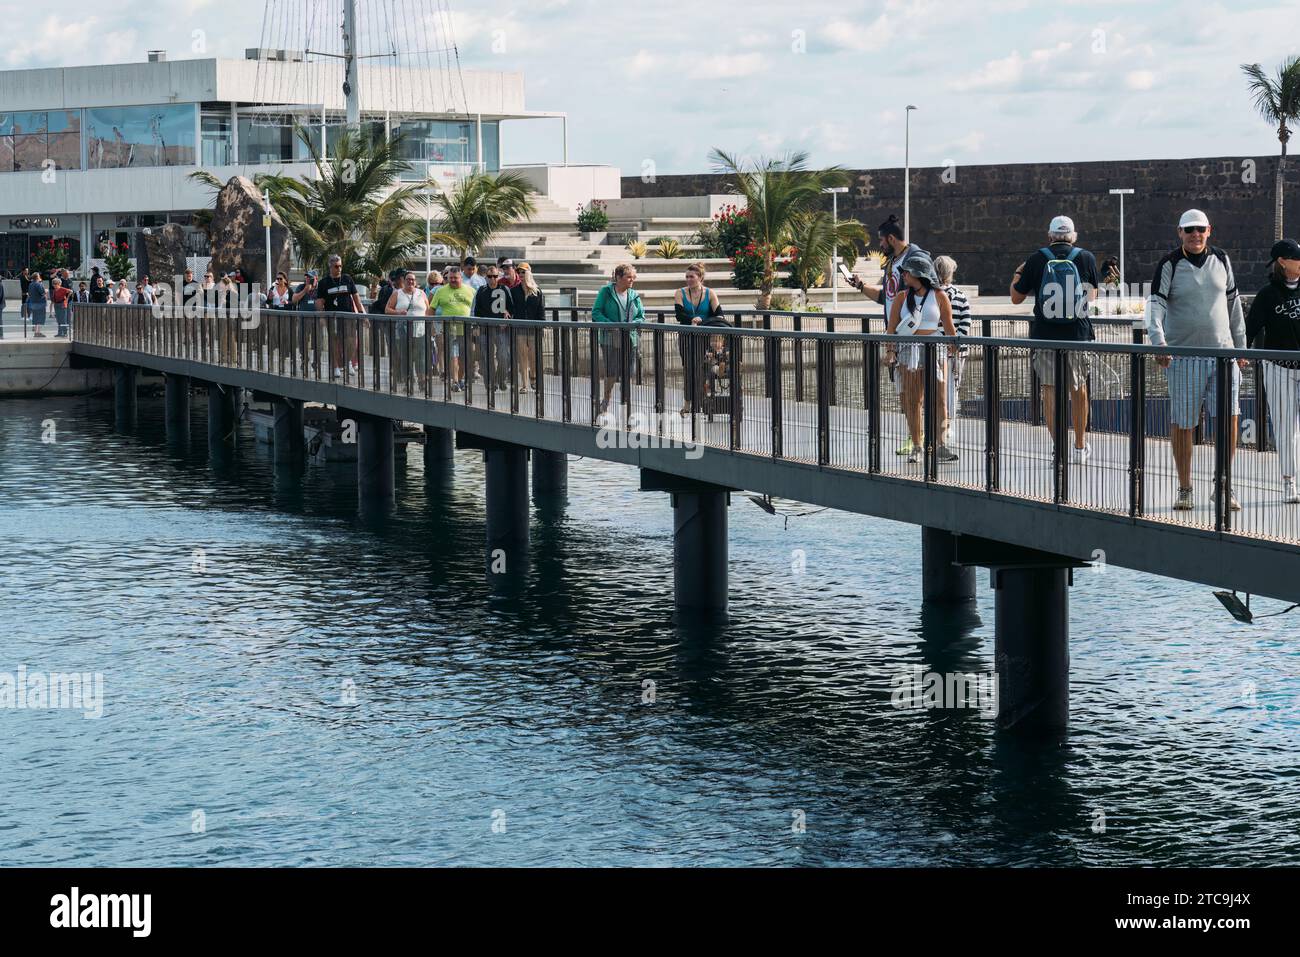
[1147,208,1247,511]
[1010,214,1099,460]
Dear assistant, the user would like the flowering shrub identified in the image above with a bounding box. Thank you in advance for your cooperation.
[730,241,768,290]
[102,241,134,282]
[576,199,609,232]
[31,238,70,275]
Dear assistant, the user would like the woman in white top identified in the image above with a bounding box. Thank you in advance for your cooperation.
[114,280,132,304]
[885,251,958,464]
[386,271,430,390]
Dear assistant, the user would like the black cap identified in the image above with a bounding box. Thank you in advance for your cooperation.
[1271,239,1300,261]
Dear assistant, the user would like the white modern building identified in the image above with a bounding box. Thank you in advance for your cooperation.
[0,50,620,274]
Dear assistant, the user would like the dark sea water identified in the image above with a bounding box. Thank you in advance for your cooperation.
[1,392,1297,867]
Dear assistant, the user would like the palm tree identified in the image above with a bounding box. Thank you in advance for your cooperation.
[786,210,868,302]
[189,126,427,278]
[1242,56,1300,240]
[709,149,852,307]
[428,171,539,259]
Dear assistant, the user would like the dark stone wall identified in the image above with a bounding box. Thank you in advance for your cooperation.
[622,156,1300,296]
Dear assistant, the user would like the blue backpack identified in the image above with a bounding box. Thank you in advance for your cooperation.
[1037,246,1087,323]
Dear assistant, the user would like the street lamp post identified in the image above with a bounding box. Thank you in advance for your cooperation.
[262,187,273,298]
[823,186,849,308]
[1109,188,1134,310]
[425,186,433,274]
[904,105,918,244]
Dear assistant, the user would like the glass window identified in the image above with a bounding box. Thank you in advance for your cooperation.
[47,110,80,134]
[201,112,233,166]
[12,112,47,135]
[481,120,499,173]
[0,136,12,173]
[238,118,311,164]
[85,104,196,169]
[46,132,79,169]
[13,134,45,171]
[115,214,137,228]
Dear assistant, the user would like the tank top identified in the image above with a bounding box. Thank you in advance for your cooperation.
[898,288,940,334]
[680,286,711,320]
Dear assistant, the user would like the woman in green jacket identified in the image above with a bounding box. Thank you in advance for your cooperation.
[590,262,644,415]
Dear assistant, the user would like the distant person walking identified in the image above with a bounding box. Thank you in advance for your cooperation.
[883,251,958,464]
[591,263,644,416]
[51,277,72,337]
[1010,215,1099,461]
[1246,238,1300,502]
[18,267,31,323]
[429,264,475,391]
[934,255,971,448]
[316,254,363,377]
[514,262,545,394]
[89,276,110,303]
[848,214,928,456]
[472,263,514,390]
[1147,209,1248,511]
[464,256,486,291]
[386,269,430,390]
[674,262,723,416]
[27,272,47,336]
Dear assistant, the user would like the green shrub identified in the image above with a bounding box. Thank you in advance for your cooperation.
[576,200,609,232]
[656,238,683,259]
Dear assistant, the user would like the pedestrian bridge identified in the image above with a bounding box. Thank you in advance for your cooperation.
[68,302,1300,733]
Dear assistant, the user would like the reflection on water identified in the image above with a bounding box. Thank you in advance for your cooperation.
[0,393,1297,866]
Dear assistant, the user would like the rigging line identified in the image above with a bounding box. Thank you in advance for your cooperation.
[442,0,473,120]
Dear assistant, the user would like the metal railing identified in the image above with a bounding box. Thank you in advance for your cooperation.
[70,302,1300,547]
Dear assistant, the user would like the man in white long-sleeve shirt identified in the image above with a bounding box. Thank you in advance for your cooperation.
[1146,208,1248,511]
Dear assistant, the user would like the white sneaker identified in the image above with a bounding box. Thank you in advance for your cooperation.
[333,367,344,377]
[1071,444,1092,463]
[1286,478,1300,504]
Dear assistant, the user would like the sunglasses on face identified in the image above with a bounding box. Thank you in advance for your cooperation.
[1182,226,1208,234]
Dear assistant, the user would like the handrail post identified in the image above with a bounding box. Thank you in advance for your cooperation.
[923,340,937,481]
[761,312,772,398]
[589,324,599,425]
[561,314,572,422]
[1254,362,1269,451]
[826,313,838,407]
[729,330,741,451]
[485,320,496,410]
[509,324,519,414]
[1053,346,1069,503]
[867,339,881,473]
[1128,348,1145,517]
[653,325,665,415]
[1214,355,1232,532]
[771,334,784,459]
[620,324,632,416]
[816,337,830,466]
[793,312,805,402]
[860,314,871,410]
[984,344,1000,492]
[534,323,545,418]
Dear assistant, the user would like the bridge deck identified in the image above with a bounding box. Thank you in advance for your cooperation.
[69,305,1300,602]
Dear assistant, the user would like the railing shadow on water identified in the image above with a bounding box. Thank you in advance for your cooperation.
[68,301,1300,549]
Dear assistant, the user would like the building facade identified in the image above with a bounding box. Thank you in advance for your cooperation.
[0,52,561,274]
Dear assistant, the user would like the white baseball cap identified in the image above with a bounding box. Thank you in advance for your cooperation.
[1179,208,1210,229]
[1049,215,1075,233]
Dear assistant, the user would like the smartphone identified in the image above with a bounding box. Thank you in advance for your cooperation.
[838,262,856,282]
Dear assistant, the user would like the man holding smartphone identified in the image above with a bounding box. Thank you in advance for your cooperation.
[847,214,928,456]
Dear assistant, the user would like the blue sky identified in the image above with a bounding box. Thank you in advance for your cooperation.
[3,0,1295,174]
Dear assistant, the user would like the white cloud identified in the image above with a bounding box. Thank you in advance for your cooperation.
[951,41,1073,93]
[1125,70,1156,91]
[625,50,658,79]
[821,16,894,53]
[688,53,764,80]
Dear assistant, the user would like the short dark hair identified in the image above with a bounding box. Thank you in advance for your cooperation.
[464,256,477,267]
[878,214,904,240]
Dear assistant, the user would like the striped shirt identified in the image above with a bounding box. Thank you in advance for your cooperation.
[943,283,971,354]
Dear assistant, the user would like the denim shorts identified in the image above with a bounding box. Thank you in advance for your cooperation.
[1167,356,1240,428]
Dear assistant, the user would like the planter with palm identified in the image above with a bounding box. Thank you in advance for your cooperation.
[1242,55,1300,240]
[709,149,852,308]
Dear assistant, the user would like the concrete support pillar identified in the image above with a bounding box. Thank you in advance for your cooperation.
[423,425,454,467]
[273,396,305,474]
[356,414,395,501]
[992,566,1070,735]
[672,489,729,618]
[484,445,530,552]
[531,449,568,499]
[164,374,190,441]
[113,366,137,431]
[922,527,976,603]
[207,383,237,455]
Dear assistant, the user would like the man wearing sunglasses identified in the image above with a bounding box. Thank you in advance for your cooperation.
[1147,209,1248,512]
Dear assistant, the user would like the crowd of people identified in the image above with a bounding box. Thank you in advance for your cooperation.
[8,218,1300,509]
[848,208,1300,510]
